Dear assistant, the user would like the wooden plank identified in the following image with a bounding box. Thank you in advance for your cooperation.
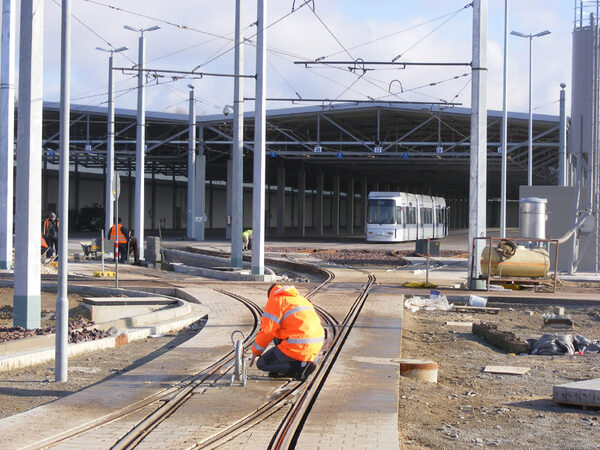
[483,365,530,375]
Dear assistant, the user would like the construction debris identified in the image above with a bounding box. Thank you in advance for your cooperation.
[472,322,531,354]
[543,313,574,329]
[483,366,530,375]
[453,305,500,314]
[529,334,600,355]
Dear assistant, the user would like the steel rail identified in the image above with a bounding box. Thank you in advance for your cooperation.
[270,273,376,449]
[31,290,261,449]
[110,290,263,450]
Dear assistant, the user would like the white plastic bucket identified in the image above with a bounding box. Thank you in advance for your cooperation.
[468,294,487,307]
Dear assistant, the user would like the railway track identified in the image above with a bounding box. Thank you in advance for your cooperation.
[35,255,375,449]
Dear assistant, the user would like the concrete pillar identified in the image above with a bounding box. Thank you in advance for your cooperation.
[226,158,232,240]
[468,0,488,283]
[151,164,156,230]
[347,178,354,234]
[332,175,340,235]
[315,172,324,236]
[277,166,285,237]
[297,169,305,237]
[14,0,43,328]
[186,88,196,239]
[195,126,206,240]
[0,0,15,269]
[361,179,368,232]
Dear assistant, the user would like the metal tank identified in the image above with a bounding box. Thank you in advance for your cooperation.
[519,197,547,240]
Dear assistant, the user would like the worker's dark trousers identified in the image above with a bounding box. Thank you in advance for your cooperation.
[256,340,307,376]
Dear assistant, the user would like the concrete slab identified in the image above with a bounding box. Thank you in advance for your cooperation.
[295,291,403,449]
[554,378,600,408]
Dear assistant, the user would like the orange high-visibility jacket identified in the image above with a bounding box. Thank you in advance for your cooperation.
[43,218,59,235]
[109,224,127,244]
[252,285,324,362]
[41,234,48,248]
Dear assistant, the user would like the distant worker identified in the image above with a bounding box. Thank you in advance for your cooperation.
[43,212,59,258]
[242,229,253,251]
[249,284,324,380]
[109,218,128,263]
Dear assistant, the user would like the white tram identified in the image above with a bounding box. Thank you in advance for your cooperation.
[366,192,448,242]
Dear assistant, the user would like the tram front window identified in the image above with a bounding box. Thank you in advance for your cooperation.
[367,199,395,224]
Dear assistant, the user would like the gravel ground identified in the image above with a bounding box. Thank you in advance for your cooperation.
[398,301,600,449]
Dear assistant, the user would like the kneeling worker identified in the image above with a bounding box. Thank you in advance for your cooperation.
[242,229,252,251]
[249,284,324,380]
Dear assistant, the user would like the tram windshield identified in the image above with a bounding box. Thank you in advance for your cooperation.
[367,199,396,224]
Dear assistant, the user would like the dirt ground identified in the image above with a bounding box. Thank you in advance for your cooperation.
[398,301,600,449]
[0,287,87,329]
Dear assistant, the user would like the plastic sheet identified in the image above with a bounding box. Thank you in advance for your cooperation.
[404,295,454,312]
[529,334,600,355]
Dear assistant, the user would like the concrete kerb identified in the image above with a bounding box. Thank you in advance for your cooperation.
[0,280,210,372]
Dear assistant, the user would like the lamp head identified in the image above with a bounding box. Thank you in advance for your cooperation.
[534,30,551,38]
[144,25,161,32]
[510,30,528,38]
[114,46,129,53]
[123,25,139,32]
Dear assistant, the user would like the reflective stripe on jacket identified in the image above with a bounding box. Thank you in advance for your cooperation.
[252,285,324,362]
[109,224,128,244]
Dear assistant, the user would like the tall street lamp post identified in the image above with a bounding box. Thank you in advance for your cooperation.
[96,46,128,242]
[124,24,160,261]
[511,29,551,186]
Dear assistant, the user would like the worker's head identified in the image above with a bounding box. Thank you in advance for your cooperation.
[49,212,56,220]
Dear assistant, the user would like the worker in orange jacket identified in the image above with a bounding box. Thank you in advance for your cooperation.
[249,284,324,380]
[109,218,130,263]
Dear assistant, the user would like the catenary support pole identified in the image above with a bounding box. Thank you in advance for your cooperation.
[528,35,533,186]
[56,0,71,382]
[251,0,266,275]
[500,0,508,238]
[195,126,206,240]
[468,0,488,287]
[187,86,196,239]
[0,0,15,270]
[558,83,568,186]
[231,0,244,268]
[14,0,43,329]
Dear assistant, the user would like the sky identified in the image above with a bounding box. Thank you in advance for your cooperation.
[13,0,579,117]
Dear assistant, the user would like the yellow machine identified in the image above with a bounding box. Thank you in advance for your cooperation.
[481,240,550,278]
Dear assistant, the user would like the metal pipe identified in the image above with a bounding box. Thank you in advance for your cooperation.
[56,0,71,382]
[558,83,568,186]
[557,208,591,244]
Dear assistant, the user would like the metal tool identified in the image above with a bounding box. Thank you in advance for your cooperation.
[230,330,247,386]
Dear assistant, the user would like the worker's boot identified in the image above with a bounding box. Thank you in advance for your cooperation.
[297,361,316,381]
